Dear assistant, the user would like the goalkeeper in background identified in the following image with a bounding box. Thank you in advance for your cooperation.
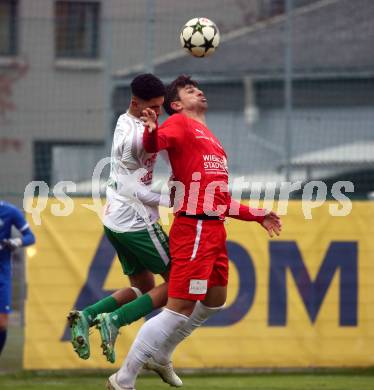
[0,200,35,355]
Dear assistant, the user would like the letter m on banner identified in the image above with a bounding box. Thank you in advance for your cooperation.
[269,241,358,326]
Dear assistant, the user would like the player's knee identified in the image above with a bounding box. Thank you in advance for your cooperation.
[167,298,196,317]
[203,286,227,307]
[138,283,154,294]
[129,270,155,293]
[130,286,143,298]
[130,283,153,295]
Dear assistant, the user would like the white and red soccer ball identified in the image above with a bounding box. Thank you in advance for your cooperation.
[180,17,220,58]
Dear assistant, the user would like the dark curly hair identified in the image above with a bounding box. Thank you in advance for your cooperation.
[130,73,166,100]
[163,75,198,115]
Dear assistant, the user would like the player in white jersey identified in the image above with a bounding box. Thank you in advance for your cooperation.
[104,109,166,233]
[68,74,174,367]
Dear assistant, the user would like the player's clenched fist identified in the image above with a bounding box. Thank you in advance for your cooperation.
[140,108,157,132]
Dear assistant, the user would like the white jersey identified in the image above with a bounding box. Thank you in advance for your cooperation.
[103,111,164,232]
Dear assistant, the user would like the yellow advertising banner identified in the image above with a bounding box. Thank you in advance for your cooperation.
[24,199,374,369]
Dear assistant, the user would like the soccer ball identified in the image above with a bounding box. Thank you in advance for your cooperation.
[180,17,220,58]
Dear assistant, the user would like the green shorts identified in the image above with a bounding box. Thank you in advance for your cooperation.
[104,223,170,276]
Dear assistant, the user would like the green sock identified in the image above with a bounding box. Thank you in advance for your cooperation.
[82,296,119,325]
[109,294,154,329]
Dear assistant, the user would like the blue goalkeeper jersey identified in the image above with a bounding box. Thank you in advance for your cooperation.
[0,201,35,313]
[0,201,35,263]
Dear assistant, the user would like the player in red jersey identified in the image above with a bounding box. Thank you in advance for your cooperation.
[106,75,281,390]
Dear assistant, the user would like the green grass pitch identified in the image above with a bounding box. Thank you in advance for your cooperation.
[1,370,374,390]
[1,324,374,389]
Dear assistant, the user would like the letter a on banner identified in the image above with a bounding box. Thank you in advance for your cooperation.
[61,234,116,341]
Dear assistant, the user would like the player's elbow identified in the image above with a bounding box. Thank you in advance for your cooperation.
[23,231,36,246]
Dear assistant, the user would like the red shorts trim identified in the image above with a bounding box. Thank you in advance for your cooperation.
[168,216,228,301]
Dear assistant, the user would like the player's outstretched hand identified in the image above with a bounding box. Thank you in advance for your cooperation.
[0,238,23,251]
[260,211,282,238]
[140,108,157,133]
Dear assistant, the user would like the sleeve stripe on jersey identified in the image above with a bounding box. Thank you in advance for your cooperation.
[20,223,29,232]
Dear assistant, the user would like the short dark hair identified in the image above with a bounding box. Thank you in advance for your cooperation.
[163,74,198,115]
[130,73,165,100]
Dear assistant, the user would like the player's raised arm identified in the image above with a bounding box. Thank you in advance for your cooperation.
[140,107,158,133]
[227,198,282,238]
[142,112,186,153]
[141,108,159,152]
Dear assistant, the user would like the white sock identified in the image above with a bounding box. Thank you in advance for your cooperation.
[116,308,188,388]
[153,301,224,365]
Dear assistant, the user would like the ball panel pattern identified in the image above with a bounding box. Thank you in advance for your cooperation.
[180,17,220,58]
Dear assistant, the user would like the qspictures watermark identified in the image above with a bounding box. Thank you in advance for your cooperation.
[22,158,354,227]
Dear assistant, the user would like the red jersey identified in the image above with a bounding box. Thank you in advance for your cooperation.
[143,113,265,222]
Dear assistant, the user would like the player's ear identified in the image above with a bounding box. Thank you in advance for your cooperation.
[170,101,182,113]
[131,96,139,109]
